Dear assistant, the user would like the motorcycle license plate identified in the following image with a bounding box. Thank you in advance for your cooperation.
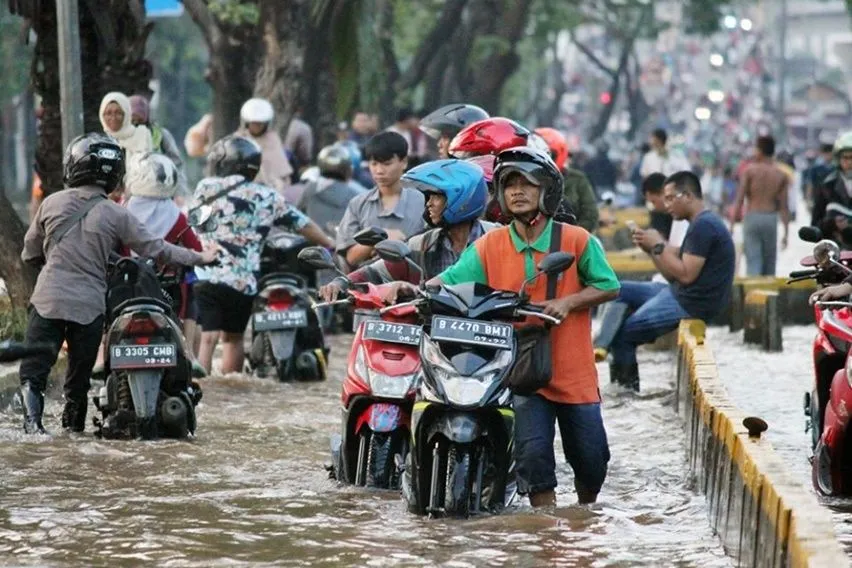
[110,344,177,369]
[430,316,513,350]
[362,320,422,346]
[253,308,308,331]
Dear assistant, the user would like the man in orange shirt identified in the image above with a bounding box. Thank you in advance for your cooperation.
[387,147,620,506]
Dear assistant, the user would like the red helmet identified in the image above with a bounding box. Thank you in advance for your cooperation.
[448,117,530,159]
[534,127,569,171]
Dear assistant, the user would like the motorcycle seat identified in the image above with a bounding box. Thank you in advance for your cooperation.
[113,297,173,316]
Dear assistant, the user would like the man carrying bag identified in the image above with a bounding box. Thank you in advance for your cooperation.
[384,147,620,507]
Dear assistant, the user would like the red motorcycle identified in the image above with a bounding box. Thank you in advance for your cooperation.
[299,247,421,489]
[794,227,852,495]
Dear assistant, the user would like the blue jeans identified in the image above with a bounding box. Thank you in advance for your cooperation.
[514,395,610,496]
[610,281,689,365]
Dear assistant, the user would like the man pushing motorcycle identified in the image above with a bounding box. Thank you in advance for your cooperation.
[383,147,620,506]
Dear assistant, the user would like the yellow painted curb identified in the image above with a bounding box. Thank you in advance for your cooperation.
[675,320,848,567]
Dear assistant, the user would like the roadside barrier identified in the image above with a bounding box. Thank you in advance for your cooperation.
[605,249,657,281]
[743,290,783,352]
[675,320,848,567]
[721,277,816,330]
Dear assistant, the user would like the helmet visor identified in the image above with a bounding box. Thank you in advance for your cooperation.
[404,178,445,197]
[496,162,542,191]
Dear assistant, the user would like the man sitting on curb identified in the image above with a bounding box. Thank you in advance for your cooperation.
[603,171,735,391]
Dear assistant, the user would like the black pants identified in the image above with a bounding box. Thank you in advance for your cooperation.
[19,307,104,404]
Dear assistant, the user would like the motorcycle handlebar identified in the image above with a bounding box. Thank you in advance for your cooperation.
[515,308,562,325]
[0,341,54,363]
[311,298,351,309]
[789,269,818,279]
[379,299,424,314]
[816,301,852,309]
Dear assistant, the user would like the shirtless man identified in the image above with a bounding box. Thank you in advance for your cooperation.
[731,135,789,276]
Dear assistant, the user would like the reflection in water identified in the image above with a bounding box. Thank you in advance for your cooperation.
[0,337,731,566]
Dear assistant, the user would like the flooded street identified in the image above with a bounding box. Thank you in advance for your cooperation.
[709,325,852,556]
[0,335,731,567]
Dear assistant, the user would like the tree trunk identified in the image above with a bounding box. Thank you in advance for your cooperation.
[625,52,650,141]
[0,190,36,308]
[466,0,534,112]
[184,0,263,141]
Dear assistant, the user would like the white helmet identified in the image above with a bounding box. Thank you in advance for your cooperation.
[240,98,274,124]
[125,152,180,199]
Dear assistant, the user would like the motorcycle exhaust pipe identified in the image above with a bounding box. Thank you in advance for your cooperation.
[127,370,163,419]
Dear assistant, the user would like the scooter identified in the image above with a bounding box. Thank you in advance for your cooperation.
[94,257,201,440]
[375,240,574,517]
[299,240,421,489]
[792,226,852,495]
[248,231,328,382]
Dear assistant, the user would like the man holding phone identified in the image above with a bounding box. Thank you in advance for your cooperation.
[603,171,734,391]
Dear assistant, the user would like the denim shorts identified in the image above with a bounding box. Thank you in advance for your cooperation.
[514,395,610,496]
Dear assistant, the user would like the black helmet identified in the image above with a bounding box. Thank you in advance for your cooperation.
[420,103,490,140]
[493,146,564,217]
[206,135,262,180]
[317,144,353,180]
[63,133,125,192]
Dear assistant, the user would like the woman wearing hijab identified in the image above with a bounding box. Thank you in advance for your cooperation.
[128,94,188,196]
[236,97,293,193]
[99,91,153,158]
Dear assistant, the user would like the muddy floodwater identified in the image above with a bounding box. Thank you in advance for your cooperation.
[0,335,731,567]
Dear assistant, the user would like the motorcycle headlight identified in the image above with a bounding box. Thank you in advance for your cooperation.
[420,335,510,407]
[356,345,417,399]
[369,370,418,399]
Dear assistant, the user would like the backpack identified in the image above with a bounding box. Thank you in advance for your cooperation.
[105,257,170,323]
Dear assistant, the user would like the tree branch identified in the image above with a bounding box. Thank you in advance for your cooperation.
[398,0,469,91]
[182,0,219,49]
[571,35,616,78]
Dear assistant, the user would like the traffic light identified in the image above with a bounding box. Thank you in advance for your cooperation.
[599,91,612,105]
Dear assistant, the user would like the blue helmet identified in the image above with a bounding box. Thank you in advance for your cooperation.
[402,159,487,226]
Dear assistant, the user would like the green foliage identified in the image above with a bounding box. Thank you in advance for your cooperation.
[207,0,260,26]
[146,13,211,180]
[0,11,32,104]
[0,306,28,342]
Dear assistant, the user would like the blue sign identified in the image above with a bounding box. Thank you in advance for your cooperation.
[146,0,183,18]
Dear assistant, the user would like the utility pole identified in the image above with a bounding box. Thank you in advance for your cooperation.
[56,0,84,150]
[777,0,788,144]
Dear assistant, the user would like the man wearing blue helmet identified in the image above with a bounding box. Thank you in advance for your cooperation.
[319,159,497,298]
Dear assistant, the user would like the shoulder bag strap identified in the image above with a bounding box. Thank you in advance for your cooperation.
[545,221,563,300]
[46,194,106,256]
[197,179,247,207]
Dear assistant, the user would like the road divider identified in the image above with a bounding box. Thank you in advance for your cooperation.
[675,320,848,567]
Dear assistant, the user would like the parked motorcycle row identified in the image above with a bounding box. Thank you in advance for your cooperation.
[790,226,852,496]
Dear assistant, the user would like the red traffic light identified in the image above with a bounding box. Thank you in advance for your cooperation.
[599,91,612,105]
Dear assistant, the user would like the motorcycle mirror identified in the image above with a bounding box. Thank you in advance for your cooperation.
[354,226,390,247]
[297,246,337,270]
[374,240,412,262]
[537,252,575,275]
[814,239,840,267]
[799,226,823,243]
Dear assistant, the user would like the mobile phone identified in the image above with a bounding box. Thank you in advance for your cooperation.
[626,220,638,232]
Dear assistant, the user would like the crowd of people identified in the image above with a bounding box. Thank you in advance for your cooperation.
[25,89,852,510]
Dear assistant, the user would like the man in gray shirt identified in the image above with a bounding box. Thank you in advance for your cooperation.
[19,133,217,435]
[335,132,425,271]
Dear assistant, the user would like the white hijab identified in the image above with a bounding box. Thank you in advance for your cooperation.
[99,92,153,155]
[125,196,181,239]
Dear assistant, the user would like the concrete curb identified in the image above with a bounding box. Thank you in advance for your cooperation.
[605,249,658,281]
[721,277,816,330]
[675,320,848,567]
[743,290,783,352]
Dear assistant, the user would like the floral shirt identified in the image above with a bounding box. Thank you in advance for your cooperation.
[192,174,309,295]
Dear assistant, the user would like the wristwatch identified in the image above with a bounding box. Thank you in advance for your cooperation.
[651,243,665,256]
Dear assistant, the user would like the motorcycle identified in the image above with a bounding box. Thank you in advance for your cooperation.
[792,226,852,495]
[247,231,328,382]
[375,240,574,517]
[93,257,202,440]
[299,232,421,489]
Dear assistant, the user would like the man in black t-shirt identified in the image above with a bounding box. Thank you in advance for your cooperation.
[605,171,735,391]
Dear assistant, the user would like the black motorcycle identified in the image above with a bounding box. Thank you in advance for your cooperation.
[375,240,574,517]
[93,257,201,440]
[248,231,328,381]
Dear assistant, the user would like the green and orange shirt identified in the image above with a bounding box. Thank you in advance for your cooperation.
[439,219,620,404]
